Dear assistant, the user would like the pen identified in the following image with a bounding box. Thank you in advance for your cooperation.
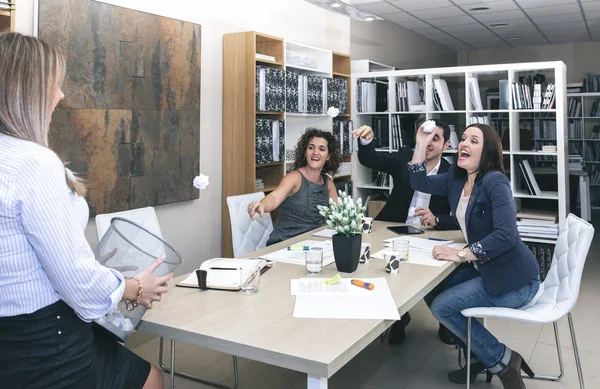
[428,238,446,241]
[351,279,374,290]
[287,246,311,251]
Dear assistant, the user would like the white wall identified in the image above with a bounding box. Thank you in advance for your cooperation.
[350,19,458,70]
[19,0,350,275]
[457,41,600,84]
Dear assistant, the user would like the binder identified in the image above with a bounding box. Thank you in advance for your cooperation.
[177,258,273,291]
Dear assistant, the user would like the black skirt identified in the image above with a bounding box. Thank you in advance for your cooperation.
[0,300,151,389]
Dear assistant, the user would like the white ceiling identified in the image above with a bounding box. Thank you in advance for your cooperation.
[350,0,600,51]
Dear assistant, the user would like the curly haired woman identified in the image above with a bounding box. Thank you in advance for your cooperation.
[248,128,342,245]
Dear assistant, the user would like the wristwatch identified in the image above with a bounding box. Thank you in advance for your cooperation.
[457,249,467,263]
[435,216,440,226]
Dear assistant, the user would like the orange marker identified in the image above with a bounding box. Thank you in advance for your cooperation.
[351,279,374,290]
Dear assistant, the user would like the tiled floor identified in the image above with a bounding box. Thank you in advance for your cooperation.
[129,214,600,389]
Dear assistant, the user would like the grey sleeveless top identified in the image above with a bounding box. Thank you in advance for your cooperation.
[267,171,330,245]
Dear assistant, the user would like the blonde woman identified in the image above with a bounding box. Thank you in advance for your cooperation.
[0,33,169,389]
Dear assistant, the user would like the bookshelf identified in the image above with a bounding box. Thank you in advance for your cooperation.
[0,0,15,32]
[222,31,352,257]
[567,92,600,210]
[351,62,569,243]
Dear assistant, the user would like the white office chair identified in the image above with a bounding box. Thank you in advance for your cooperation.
[226,192,273,257]
[95,207,239,389]
[462,214,595,389]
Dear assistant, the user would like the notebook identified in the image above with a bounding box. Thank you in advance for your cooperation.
[176,258,273,291]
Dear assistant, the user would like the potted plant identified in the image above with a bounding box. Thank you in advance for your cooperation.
[318,191,366,273]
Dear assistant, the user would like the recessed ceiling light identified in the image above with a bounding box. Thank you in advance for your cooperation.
[364,16,375,21]
[330,2,342,8]
[507,36,521,40]
[470,6,490,11]
[491,23,508,28]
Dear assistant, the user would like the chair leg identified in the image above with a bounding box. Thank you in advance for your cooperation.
[466,317,472,389]
[158,337,240,389]
[521,321,564,381]
[568,313,586,389]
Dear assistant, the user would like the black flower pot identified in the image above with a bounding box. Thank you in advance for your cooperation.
[332,233,362,273]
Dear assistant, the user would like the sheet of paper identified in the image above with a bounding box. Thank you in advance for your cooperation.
[383,236,453,252]
[290,278,373,296]
[260,240,335,267]
[293,278,400,320]
[371,248,447,267]
[312,229,337,238]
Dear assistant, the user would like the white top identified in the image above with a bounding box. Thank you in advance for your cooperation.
[0,134,124,320]
[359,137,441,225]
[456,189,470,245]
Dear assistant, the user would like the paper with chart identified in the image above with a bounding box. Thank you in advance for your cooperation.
[260,240,335,267]
[383,236,454,251]
[293,278,400,320]
[290,278,374,296]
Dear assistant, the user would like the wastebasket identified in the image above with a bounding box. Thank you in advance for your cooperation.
[93,217,183,342]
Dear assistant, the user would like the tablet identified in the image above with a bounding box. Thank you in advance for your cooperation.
[387,225,425,235]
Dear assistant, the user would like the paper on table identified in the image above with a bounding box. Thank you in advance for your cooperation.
[260,240,335,267]
[312,229,337,238]
[383,236,453,251]
[371,248,447,267]
[293,278,400,320]
[290,278,374,296]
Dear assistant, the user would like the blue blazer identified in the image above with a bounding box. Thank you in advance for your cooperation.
[409,162,539,296]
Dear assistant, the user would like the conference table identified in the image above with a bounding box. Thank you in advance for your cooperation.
[138,221,465,389]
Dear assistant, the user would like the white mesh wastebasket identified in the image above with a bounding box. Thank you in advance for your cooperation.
[93,217,183,342]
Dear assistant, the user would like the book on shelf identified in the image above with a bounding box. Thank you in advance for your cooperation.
[256,66,285,112]
[256,118,285,165]
[567,82,583,93]
[335,162,352,177]
[371,116,389,148]
[590,99,600,117]
[515,157,541,196]
[433,78,454,111]
[372,171,390,187]
[516,209,557,223]
[499,80,510,109]
[583,73,600,92]
[334,180,353,196]
[333,120,353,155]
[396,80,421,112]
[468,77,483,110]
[469,116,489,125]
[256,53,276,62]
[567,97,582,117]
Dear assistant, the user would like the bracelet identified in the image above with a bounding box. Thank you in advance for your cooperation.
[125,277,143,311]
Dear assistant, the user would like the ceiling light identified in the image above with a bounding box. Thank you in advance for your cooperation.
[303,0,383,21]
[491,23,508,28]
[470,6,490,11]
[507,36,521,40]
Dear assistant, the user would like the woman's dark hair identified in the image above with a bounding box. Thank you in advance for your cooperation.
[293,127,342,176]
[455,123,504,179]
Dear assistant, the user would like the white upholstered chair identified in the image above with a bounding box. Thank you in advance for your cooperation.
[226,192,273,257]
[462,214,595,389]
[95,207,239,389]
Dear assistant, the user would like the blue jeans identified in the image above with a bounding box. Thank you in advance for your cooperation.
[425,264,540,373]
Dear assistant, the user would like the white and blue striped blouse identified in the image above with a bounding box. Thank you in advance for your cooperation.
[0,133,124,321]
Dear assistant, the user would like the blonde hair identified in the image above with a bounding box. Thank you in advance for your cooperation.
[0,32,86,196]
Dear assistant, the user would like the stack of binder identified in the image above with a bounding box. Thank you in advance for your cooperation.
[432,78,454,111]
[255,118,285,165]
[285,71,328,114]
[256,66,285,112]
[515,156,541,196]
[396,80,421,112]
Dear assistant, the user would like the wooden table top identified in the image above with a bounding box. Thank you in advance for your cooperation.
[138,221,465,378]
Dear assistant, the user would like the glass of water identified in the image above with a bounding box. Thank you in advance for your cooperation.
[240,265,260,294]
[392,239,410,262]
[305,248,324,275]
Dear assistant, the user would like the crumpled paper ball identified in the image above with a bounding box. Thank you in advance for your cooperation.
[327,106,340,118]
[193,174,210,190]
[106,309,134,333]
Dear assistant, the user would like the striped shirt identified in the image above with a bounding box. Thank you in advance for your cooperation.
[0,133,124,321]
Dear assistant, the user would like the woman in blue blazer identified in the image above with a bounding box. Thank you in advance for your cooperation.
[408,123,540,389]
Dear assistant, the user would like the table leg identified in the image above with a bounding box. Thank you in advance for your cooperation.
[307,375,327,389]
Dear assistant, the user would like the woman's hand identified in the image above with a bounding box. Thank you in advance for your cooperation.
[132,256,173,309]
[248,200,265,221]
[350,125,374,141]
[432,246,460,262]
[415,125,436,149]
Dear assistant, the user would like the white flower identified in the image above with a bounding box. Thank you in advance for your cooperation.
[327,106,340,118]
[193,174,210,190]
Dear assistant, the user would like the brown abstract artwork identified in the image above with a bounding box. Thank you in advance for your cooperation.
[39,0,201,216]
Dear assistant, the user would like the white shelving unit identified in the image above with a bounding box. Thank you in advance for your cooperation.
[567,92,600,210]
[351,61,569,242]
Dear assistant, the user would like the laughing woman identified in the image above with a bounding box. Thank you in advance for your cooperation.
[408,123,540,389]
[248,128,341,245]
